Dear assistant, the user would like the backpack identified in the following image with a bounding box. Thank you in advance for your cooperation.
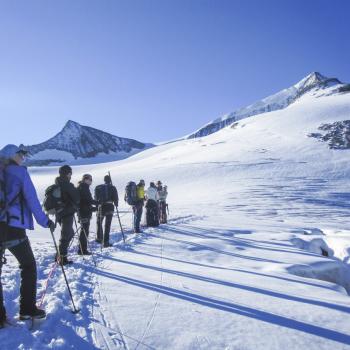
[43,184,64,216]
[0,160,25,224]
[125,181,138,205]
[0,160,7,221]
[95,184,111,204]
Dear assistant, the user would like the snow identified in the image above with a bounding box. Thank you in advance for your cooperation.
[1,84,350,349]
[25,120,151,166]
[29,148,148,166]
[186,72,344,139]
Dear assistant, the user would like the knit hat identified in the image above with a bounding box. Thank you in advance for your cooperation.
[59,165,72,176]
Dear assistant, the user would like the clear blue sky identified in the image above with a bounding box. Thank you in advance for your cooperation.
[0,0,349,146]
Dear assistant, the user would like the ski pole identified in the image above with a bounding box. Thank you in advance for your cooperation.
[49,224,80,314]
[96,206,104,252]
[74,215,97,267]
[82,224,97,267]
[116,207,126,243]
[73,216,86,261]
[38,261,59,308]
[67,224,81,251]
[108,171,125,244]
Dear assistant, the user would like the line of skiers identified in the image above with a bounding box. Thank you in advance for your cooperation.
[125,180,168,233]
[0,144,169,326]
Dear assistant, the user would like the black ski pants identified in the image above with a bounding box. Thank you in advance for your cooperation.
[132,202,143,232]
[0,225,37,316]
[78,218,90,253]
[58,215,75,257]
[97,214,113,246]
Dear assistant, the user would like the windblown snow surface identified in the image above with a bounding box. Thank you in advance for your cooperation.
[1,86,350,349]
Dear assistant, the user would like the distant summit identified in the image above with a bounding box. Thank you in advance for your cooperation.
[186,72,345,139]
[24,121,153,166]
[294,72,342,94]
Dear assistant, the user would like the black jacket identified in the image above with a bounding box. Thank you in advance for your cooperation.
[55,176,80,219]
[94,183,119,216]
[77,182,97,219]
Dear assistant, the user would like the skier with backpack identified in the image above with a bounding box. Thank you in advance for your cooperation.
[94,175,118,247]
[76,174,97,255]
[46,165,80,265]
[0,145,55,325]
[125,179,145,233]
[145,182,159,227]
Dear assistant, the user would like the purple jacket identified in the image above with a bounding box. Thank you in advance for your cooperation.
[5,162,49,230]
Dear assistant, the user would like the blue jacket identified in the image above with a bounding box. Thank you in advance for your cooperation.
[5,162,49,230]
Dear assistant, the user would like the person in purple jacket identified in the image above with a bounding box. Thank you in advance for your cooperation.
[0,144,55,324]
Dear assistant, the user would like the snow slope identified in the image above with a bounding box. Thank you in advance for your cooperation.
[186,72,345,139]
[1,84,350,349]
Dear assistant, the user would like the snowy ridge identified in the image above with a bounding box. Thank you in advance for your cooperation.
[24,120,153,166]
[187,72,345,139]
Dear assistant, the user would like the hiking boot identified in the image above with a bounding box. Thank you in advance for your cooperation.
[20,306,46,320]
[103,243,113,248]
[56,255,73,266]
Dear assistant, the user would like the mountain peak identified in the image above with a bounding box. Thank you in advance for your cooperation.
[305,71,327,81]
[186,72,346,139]
[294,72,341,90]
[25,120,152,165]
[61,120,83,136]
[64,120,81,128]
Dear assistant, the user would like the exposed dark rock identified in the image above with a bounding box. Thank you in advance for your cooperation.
[22,120,153,166]
[308,120,350,149]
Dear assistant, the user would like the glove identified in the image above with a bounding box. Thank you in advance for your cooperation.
[48,219,56,232]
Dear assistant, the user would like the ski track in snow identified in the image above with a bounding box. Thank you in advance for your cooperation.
[91,228,133,350]
[133,232,164,350]
[93,281,130,350]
